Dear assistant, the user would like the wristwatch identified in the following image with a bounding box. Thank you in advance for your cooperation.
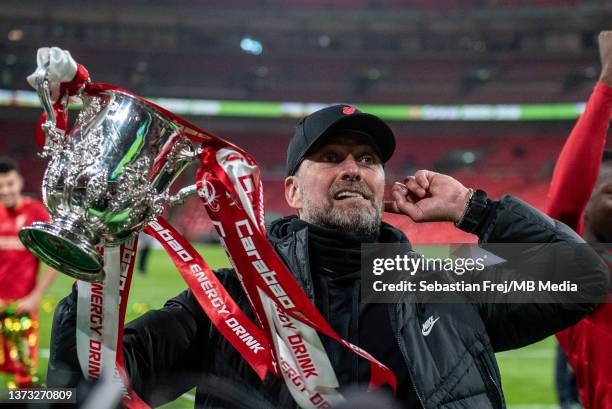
[454,189,488,233]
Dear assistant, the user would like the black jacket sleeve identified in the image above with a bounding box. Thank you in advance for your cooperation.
[122,288,211,405]
[473,195,609,352]
[46,270,227,406]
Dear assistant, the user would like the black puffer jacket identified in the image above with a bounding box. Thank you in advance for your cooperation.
[47,195,609,408]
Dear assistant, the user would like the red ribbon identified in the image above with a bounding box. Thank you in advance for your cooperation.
[145,218,271,380]
[114,239,149,409]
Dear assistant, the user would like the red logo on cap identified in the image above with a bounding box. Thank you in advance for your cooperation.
[342,106,356,115]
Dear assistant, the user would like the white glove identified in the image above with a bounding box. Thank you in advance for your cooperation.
[26,47,78,102]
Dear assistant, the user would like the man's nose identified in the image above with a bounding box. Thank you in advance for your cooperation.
[338,155,361,181]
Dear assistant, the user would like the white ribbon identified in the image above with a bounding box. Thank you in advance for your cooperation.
[76,243,132,398]
[259,288,345,409]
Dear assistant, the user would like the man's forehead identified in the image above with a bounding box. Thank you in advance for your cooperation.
[310,131,381,154]
[0,170,20,180]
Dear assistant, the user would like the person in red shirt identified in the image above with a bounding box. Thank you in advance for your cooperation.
[0,156,57,387]
[547,31,612,409]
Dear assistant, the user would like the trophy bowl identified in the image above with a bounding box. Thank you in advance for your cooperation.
[19,86,197,282]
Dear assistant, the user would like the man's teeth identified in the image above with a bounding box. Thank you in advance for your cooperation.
[336,192,364,199]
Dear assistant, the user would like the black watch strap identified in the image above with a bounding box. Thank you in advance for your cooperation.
[455,189,488,233]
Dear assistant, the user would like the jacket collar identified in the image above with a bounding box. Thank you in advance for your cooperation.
[266,215,411,300]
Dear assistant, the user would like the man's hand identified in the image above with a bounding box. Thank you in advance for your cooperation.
[26,47,78,102]
[14,266,58,315]
[15,292,42,315]
[384,170,470,223]
[599,31,612,87]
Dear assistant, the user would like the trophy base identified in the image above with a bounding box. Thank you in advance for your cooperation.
[19,219,104,282]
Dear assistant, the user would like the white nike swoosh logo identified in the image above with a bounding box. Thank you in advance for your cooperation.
[421,317,440,336]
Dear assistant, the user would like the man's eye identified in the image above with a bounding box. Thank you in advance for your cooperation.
[322,152,338,162]
[359,155,374,164]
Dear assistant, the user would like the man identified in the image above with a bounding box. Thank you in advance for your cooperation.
[47,97,609,407]
[547,32,612,409]
[0,157,58,387]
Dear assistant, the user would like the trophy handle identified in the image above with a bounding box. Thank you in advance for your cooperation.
[168,184,198,207]
[34,64,72,158]
[165,144,205,207]
[34,66,57,126]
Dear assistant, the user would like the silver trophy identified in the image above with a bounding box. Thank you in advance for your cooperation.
[19,68,199,282]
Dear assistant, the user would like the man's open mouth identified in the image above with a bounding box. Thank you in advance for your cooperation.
[334,190,369,201]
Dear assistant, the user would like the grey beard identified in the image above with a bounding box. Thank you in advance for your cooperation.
[300,195,382,236]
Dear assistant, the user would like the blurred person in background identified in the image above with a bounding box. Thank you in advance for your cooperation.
[547,31,612,409]
[137,232,155,276]
[0,157,58,387]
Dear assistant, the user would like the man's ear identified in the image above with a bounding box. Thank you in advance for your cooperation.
[284,176,303,211]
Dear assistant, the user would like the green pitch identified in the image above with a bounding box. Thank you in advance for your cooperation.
[1,245,559,408]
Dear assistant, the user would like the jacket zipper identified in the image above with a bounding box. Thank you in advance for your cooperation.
[488,372,503,409]
[478,356,503,409]
[291,232,304,280]
[291,231,310,299]
[393,303,426,409]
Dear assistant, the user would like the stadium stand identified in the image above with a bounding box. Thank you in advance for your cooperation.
[2,0,612,243]
[4,115,572,243]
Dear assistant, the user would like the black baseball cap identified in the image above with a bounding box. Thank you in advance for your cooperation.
[286,104,396,176]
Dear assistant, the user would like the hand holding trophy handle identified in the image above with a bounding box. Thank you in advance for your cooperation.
[26,47,88,157]
[20,46,198,282]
